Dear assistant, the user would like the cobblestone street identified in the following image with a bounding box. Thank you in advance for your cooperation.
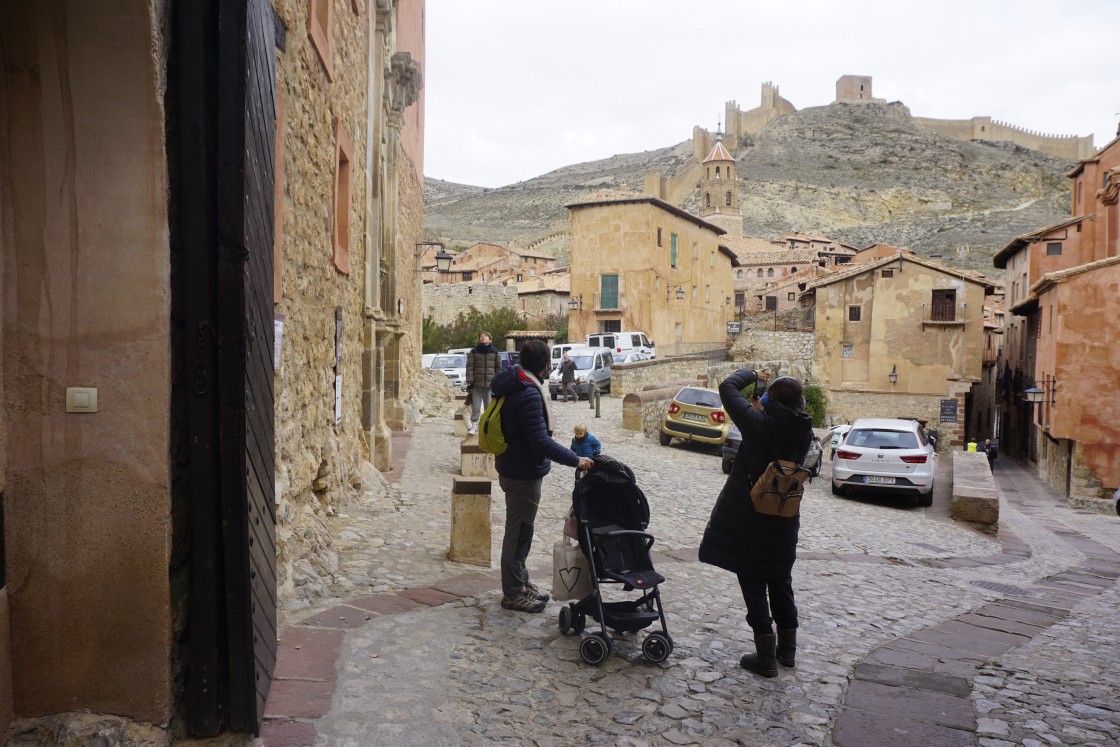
[262,394,1120,747]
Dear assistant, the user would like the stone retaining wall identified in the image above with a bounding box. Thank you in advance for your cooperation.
[622,387,688,439]
[612,355,713,397]
[950,451,999,532]
[421,281,518,325]
[730,329,814,364]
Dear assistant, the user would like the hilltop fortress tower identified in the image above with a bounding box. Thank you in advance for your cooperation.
[693,76,1095,163]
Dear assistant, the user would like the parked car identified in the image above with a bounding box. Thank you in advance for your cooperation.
[586,331,655,359]
[721,424,742,473]
[617,351,650,364]
[722,425,823,476]
[446,347,471,357]
[547,347,612,400]
[421,353,439,369]
[831,418,936,506]
[660,386,730,447]
[429,354,468,391]
[827,424,852,459]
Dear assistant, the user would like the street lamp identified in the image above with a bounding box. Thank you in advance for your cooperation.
[888,364,898,386]
[567,295,583,311]
[666,285,685,302]
[434,247,454,273]
[1023,386,1045,404]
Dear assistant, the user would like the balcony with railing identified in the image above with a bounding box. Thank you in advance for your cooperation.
[922,303,965,327]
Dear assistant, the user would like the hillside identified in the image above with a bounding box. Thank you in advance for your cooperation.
[424,102,1074,272]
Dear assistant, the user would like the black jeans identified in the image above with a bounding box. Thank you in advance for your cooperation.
[498,475,542,596]
[737,574,797,634]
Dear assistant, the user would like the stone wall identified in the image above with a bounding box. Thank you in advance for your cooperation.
[825,388,966,452]
[422,281,519,325]
[1068,440,1111,512]
[730,329,814,366]
[622,387,687,439]
[610,357,710,398]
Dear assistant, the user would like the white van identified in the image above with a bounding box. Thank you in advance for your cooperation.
[547,347,613,400]
[586,331,655,359]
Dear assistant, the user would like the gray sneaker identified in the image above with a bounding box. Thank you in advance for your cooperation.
[524,582,549,603]
[501,589,546,613]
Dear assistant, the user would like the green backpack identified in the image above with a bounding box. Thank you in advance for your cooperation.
[477,396,507,455]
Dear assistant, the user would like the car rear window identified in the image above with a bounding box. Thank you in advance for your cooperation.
[846,429,919,449]
[675,388,721,408]
[432,356,464,369]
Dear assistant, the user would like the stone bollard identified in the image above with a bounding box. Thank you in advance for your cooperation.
[449,476,492,567]
[453,410,468,438]
[460,438,498,479]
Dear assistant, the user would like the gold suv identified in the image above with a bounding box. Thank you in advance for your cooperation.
[659,387,731,447]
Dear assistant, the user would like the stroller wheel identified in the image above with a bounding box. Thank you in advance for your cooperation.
[558,606,573,635]
[579,632,612,666]
[572,609,586,634]
[642,632,672,663]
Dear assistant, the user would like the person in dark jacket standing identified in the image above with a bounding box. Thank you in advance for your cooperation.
[558,353,578,402]
[699,368,814,677]
[491,340,594,612]
[465,332,502,435]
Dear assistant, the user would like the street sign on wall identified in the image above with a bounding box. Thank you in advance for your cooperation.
[727,321,742,335]
[940,399,958,422]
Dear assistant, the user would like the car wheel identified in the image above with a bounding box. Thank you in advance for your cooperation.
[831,480,844,496]
[722,458,733,474]
[917,491,933,507]
[659,432,672,446]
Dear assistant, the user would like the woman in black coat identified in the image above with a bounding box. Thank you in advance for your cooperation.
[699,368,814,677]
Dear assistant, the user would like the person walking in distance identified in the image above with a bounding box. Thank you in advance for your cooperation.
[699,369,814,677]
[984,438,998,470]
[558,353,578,402]
[491,340,594,612]
[465,331,501,435]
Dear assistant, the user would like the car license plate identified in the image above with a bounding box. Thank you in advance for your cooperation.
[866,476,896,485]
[683,412,706,423]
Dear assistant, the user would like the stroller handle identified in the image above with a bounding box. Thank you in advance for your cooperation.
[595,529,655,552]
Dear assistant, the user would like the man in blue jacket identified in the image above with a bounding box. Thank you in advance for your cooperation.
[492,340,594,612]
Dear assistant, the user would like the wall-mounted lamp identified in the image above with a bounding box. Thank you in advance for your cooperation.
[567,295,583,311]
[1023,386,1044,404]
[888,364,898,386]
[666,285,685,302]
[435,248,454,273]
[725,296,732,305]
[415,241,454,272]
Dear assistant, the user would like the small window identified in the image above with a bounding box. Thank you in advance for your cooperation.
[705,192,711,208]
[693,242,699,261]
[710,252,715,267]
[308,0,334,79]
[1046,242,1062,256]
[670,234,678,268]
[332,119,352,273]
[737,269,744,280]
[657,228,662,247]
[756,269,763,278]
[516,274,523,282]
[462,271,473,281]
[767,268,774,278]
[848,305,861,322]
[788,292,796,301]
[765,296,777,311]
[725,191,732,206]
[882,269,894,278]
[716,166,721,178]
[841,342,854,358]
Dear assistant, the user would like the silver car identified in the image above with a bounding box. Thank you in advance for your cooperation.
[428,354,468,391]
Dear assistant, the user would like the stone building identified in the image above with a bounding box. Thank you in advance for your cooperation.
[804,255,995,448]
[0,0,425,740]
[566,189,738,356]
[515,268,571,323]
[698,132,744,237]
[421,241,556,284]
[994,133,1120,509]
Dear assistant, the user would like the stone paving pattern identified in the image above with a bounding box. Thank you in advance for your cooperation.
[260,395,1120,746]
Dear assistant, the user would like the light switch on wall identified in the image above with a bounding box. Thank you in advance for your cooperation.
[66,387,98,413]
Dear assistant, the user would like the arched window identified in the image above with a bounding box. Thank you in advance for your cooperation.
[716,166,721,178]
[737,269,744,279]
[756,269,763,278]
[705,193,711,207]
[767,268,775,278]
[725,191,732,206]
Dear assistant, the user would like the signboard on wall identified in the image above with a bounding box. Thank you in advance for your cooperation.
[939,399,958,422]
[727,321,742,335]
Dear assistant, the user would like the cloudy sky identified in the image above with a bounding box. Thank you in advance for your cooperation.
[424,0,1120,189]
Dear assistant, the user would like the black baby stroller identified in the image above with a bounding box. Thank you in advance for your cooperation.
[557,454,673,665]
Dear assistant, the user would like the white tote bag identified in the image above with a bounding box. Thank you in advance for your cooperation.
[552,538,592,602]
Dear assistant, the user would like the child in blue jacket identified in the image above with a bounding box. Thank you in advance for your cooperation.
[570,424,602,458]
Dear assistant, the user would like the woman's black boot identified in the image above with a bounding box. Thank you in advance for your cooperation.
[740,633,779,677]
[777,628,797,667]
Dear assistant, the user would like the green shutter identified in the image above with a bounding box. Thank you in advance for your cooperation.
[600,274,618,309]
[670,234,678,267]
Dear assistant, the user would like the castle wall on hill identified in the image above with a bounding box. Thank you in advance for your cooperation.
[912,116,1095,161]
[690,79,1095,166]
[422,281,519,325]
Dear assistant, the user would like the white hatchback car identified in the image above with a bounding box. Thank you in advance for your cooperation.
[428,354,468,391]
[831,418,936,506]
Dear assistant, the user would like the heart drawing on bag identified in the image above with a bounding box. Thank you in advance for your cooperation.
[558,567,582,592]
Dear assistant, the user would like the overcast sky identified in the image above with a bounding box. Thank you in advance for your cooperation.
[424,0,1120,189]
